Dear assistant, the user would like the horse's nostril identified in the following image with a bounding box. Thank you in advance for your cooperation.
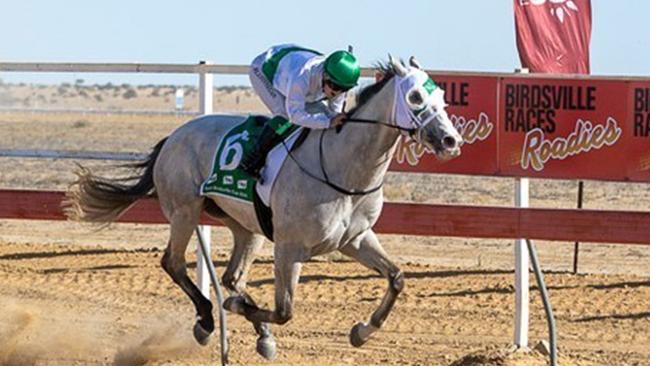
[442,136,457,149]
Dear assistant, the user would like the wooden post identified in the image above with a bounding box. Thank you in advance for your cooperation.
[572,180,584,274]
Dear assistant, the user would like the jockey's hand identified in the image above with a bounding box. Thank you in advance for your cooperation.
[330,113,347,128]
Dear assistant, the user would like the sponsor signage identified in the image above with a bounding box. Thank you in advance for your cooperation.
[389,74,650,183]
[499,77,627,181]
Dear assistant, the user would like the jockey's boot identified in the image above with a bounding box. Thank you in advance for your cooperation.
[239,123,281,180]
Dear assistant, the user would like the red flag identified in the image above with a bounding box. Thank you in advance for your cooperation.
[514,0,592,74]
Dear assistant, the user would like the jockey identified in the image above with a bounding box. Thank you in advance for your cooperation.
[240,44,361,179]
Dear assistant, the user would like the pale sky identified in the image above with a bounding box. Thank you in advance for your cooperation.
[1,0,648,85]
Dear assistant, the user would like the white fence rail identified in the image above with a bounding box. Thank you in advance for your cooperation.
[0,61,518,79]
[0,107,199,117]
[0,149,147,161]
[0,62,248,75]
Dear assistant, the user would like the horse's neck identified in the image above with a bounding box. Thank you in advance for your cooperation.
[324,83,400,191]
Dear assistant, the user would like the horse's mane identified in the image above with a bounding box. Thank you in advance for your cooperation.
[346,61,397,116]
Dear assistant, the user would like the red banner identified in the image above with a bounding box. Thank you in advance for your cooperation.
[388,74,650,183]
[514,0,592,74]
[390,75,499,175]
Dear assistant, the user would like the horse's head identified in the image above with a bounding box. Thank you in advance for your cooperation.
[389,55,463,160]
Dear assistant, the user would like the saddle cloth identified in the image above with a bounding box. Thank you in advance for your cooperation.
[200,115,302,207]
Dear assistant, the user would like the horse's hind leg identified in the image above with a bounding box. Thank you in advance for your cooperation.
[223,243,305,359]
[339,230,404,347]
[220,217,264,294]
[160,200,214,345]
[223,243,304,324]
[220,217,276,359]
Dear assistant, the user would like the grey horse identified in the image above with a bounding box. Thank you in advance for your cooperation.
[64,56,463,359]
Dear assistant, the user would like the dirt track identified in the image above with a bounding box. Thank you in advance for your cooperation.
[1,238,649,366]
[1,92,650,365]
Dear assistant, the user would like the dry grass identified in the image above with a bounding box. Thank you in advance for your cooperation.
[0,83,264,114]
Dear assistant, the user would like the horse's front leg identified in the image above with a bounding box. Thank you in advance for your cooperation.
[339,229,404,347]
[223,243,304,359]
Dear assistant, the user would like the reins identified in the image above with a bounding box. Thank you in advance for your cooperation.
[281,116,408,196]
[340,117,416,133]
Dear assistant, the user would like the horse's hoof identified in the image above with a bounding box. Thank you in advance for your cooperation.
[350,322,370,348]
[256,334,277,360]
[193,322,212,346]
[223,296,246,315]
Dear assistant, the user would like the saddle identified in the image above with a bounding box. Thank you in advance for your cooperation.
[200,115,310,241]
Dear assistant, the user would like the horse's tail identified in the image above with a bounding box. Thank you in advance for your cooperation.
[63,137,168,224]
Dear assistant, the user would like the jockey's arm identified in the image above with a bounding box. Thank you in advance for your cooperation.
[328,93,345,113]
[285,76,334,129]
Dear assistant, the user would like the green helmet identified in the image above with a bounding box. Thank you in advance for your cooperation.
[324,50,360,89]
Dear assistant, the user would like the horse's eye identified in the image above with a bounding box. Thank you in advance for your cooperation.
[407,90,424,107]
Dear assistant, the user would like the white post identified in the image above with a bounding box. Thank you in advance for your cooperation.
[514,177,530,348]
[513,67,530,349]
[197,61,214,298]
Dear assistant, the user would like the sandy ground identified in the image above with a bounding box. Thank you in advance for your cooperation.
[1,88,650,365]
[0,240,649,365]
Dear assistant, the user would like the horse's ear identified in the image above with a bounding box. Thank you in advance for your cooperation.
[389,53,408,77]
[409,56,422,70]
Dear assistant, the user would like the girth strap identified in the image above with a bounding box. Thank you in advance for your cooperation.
[253,188,274,241]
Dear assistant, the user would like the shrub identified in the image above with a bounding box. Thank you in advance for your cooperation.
[98,82,114,91]
[123,89,137,99]
[73,120,89,128]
